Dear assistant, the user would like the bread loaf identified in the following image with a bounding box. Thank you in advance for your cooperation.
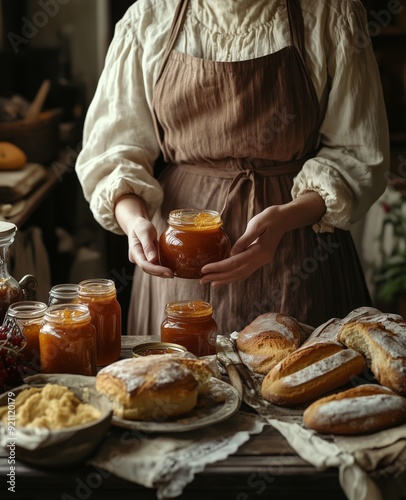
[337,312,406,396]
[302,307,383,346]
[236,312,303,375]
[303,384,406,435]
[96,354,214,420]
[261,341,365,406]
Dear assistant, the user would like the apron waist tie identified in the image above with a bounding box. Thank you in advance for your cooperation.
[176,157,307,219]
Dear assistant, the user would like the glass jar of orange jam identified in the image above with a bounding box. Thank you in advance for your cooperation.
[160,301,217,356]
[77,279,121,366]
[158,209,231,279]
[5,301,47,367]
[39,304,97,375]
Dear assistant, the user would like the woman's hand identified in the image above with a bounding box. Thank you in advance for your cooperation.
[114,194,173,278]
[200,206,284,286]
[200,191,326,287]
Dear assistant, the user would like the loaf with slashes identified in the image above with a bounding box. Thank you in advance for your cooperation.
[303,384,406,434]
[261,341,365,406]
[337,311,406,396]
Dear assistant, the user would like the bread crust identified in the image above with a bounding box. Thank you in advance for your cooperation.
[261,341,365,406]
[236,312,302,375]
[96,356,202,420]
[337,313,406,396]
[303,384,406,434]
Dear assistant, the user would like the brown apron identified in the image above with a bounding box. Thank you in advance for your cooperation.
[128,0,371,336]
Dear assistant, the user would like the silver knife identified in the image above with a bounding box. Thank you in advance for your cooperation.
[216,335,257,394]
[217,352,243,401]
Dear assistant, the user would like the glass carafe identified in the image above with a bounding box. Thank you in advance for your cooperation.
[0,221,37,323]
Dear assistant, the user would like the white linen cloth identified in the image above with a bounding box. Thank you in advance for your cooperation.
[236,372,406,500]
[90,411,265,499]
[75,0,389,235]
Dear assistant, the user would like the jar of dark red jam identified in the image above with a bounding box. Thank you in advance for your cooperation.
[160,301,217,356]
[158,209,231,279]
[39,304,97,376]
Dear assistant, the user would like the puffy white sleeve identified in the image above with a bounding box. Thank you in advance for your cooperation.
[291,0,390,233]
[75,15,164,235]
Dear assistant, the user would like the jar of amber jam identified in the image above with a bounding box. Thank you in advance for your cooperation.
[77,279,121,366]
[158,209,231,279]
[160,301,217,356]
[48,283,79,306]
[5,301,47,366]
[39,304,97,375]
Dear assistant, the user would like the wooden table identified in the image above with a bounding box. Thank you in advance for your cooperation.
[0,336,360,500]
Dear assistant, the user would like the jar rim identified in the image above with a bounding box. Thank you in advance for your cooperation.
[167,209,222,229]
[45,303,91,322]
[78,279,116,296]
[0,221,17,242]
[165,300,213,318]
[7,301,48,318]
[49,283,79,299]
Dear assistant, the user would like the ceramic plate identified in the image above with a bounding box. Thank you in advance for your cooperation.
[111,377,241,432]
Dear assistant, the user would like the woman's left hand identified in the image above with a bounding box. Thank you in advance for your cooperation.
[200,206,285,287]
[199,191,326,287]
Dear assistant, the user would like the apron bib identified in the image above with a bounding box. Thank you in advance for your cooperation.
[128,0,371,336]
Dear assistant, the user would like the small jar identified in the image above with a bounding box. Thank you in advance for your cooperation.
[48,283,79,306]
[39,304,97,376]
[77,279,121,366]
[158,209,231,279]
[5,301,47,367]
[160,301,217,356]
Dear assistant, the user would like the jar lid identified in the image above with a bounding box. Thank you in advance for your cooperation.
[132,341,188,357]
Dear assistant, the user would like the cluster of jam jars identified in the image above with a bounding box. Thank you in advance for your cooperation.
[158,209,230,356]
[2,277,122,377]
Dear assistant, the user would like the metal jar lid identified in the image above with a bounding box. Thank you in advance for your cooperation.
[132,341,188,358]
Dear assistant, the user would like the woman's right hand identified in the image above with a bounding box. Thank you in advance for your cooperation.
[114,194,173,278]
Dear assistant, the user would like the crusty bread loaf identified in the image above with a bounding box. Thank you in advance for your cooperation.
[337,312,406,396]
[261,341,365,406]
[96,354,214,420]
[236,312,302,375]
[303,384,406,435]
[302,307,383,346]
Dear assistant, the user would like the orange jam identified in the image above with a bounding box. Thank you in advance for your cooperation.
[160,301,217,356]
[39,304,97,376]
[158,209,231,279]
[78,279,121,366]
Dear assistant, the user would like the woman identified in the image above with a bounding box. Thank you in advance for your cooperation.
[76,0,389,336]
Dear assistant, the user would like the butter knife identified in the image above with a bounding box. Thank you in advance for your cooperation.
[217,352,243,401]
[216,335,257,394]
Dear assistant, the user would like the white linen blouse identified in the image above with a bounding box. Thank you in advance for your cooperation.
[75,0,390,235]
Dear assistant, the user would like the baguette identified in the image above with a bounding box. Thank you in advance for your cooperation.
[303,384,406,434]
[261,341,365,406]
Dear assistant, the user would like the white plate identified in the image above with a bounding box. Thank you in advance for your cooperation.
[111,378,241,432]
